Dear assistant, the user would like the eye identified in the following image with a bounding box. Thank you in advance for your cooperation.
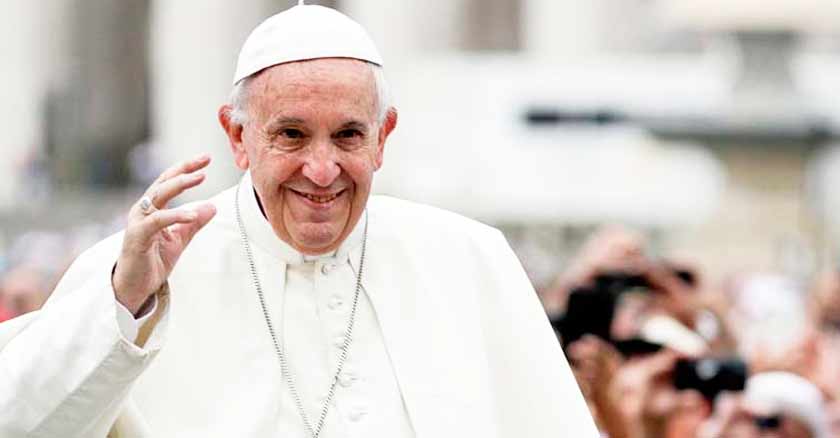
[280,128,304,139]
[336,129,363,139]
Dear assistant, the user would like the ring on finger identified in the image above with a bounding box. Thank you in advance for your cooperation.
[139,195,155,215]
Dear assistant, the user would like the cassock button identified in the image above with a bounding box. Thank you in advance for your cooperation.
[339,372,357,388]
[348,407,367,422]
[328,296,344,311]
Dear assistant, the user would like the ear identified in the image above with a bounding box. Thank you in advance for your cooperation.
[375,107,398,170]
[218,104,249,170]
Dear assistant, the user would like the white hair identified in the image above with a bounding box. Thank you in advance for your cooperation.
[227,61,392,125]
[745,372,831,438]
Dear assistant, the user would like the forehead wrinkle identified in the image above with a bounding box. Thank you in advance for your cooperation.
[249,59,378,123]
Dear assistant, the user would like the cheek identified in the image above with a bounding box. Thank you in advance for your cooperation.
[253,152,303,183]
[341,150,379,186]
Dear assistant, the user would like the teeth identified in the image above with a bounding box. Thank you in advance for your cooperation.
[300,191,339,203]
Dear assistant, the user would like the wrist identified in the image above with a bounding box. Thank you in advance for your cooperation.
[132,294,157,319]
[111,261,154,317]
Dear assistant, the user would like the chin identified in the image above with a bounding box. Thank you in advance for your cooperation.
[293,224,342,253]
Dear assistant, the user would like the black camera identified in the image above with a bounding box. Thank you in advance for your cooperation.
[552,272,656,354]
[672,357,748,401]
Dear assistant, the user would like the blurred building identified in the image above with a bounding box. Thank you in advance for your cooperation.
[2,0,840,287]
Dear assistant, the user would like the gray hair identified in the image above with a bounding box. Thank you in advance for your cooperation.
[228,62,392,125]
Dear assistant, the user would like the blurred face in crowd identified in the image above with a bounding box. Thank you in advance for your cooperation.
[813,271,840,330]
[639,363,709,438]
[1,267,48,316]
[705,395,816,438]
[220,58,397,254]
[721,413,813,438]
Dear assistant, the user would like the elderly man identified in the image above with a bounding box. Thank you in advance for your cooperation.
[0,3,596,437]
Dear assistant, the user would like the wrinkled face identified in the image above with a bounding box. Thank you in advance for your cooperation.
[221,58,395,255]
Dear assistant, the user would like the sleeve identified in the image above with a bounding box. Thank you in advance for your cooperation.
[0,233,170,438]
[116,296,158,343]
[477,230,600,438]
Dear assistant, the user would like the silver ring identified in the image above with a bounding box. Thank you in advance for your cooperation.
[139,196,155,215]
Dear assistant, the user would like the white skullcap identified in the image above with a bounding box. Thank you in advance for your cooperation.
[233,2,383,85]
[744,372,830,438]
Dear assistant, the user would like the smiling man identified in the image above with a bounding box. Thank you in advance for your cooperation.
[0,3,597,438]
[221,58,389,256]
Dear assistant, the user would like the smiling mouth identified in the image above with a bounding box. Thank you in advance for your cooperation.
[290,188,345,204]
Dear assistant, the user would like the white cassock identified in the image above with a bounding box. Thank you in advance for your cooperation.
[0,172,599,438]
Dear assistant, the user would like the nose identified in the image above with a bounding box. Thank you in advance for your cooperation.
[302,140,341,187]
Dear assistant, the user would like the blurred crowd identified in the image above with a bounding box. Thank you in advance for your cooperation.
[3,221,840,438]
[542,227,840,438]
[0,219,124,325]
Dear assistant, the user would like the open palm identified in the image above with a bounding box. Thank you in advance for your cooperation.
[112,155,217,315]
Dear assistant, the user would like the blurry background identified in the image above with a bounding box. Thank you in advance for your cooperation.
[4,0,840,292]
[5,1,840,436]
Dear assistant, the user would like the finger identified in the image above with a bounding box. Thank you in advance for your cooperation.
[173,202,217,244]
[129,195,158,220]
[648,350,680,376]
[130,207,200,246]
[567,338,597,360]
[646,264,689,296]
[149,171,206,209]
[155,154,211,185]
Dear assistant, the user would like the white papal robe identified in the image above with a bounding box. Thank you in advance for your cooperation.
[0,172,598,438]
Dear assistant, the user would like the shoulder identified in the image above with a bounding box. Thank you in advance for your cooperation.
[367,195,506,251]
[66,231,124,274]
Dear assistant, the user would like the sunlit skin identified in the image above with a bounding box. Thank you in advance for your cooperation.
[219,58,397,255]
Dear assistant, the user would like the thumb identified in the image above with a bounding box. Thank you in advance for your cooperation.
[176,202,217,244]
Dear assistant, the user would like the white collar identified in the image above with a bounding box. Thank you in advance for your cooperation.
[237,171,365,266]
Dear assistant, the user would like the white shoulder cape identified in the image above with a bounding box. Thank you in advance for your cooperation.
[0,179,598,437]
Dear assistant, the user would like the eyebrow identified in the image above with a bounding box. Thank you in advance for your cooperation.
[263,117,370,132]
[337,121,368,131]
[264,117,305,131]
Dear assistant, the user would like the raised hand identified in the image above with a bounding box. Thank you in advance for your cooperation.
[112,155,217,315]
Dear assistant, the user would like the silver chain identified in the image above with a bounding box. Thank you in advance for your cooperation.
[235,183,367,438]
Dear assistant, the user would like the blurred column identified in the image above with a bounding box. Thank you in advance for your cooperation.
[461,0,522,51]
[522,0,606,58]
[48,0,152,188]
[344,0,467,61]
[149,0,275,199]
[0,1,71,208]
[25,0,155,191]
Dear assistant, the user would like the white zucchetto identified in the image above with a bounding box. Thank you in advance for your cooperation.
[233,2,383,85]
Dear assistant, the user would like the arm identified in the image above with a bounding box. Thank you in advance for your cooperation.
[0,155,215,437]
[0,238,170,437]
